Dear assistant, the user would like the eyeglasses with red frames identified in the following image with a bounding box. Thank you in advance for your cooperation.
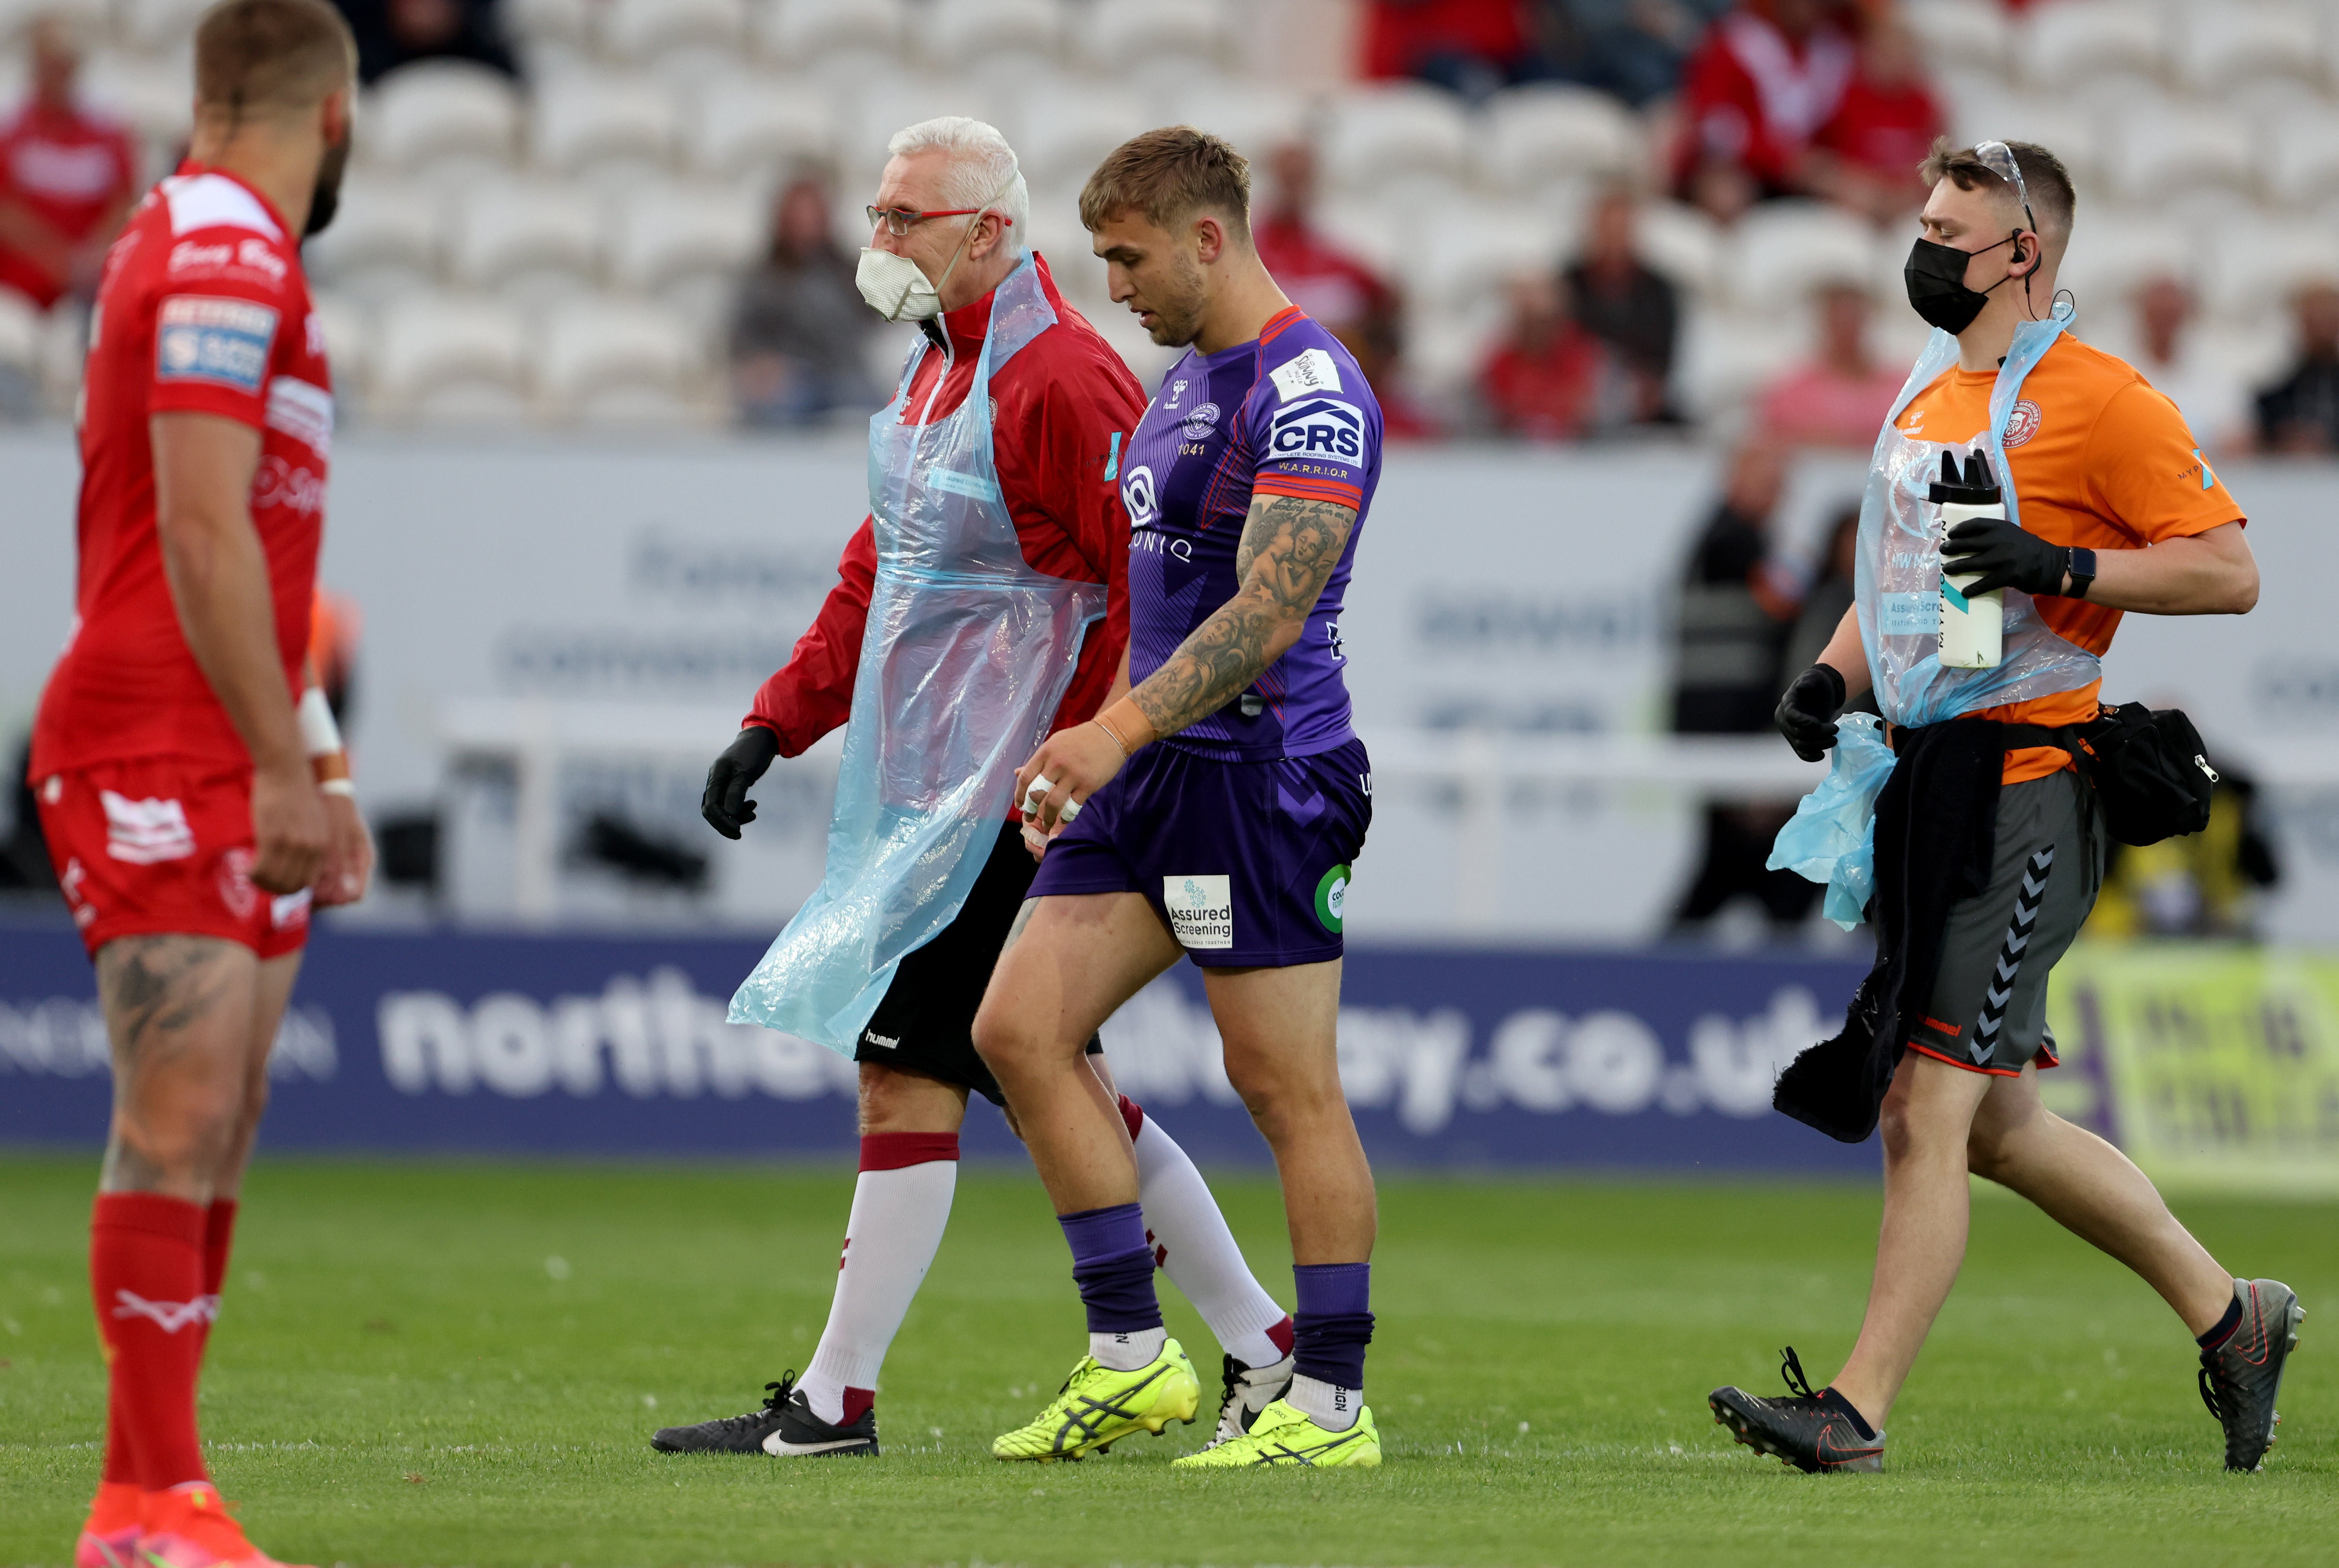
[865,204,1013,237]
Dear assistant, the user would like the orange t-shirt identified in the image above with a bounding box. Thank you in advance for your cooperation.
[1890,335,2246,782]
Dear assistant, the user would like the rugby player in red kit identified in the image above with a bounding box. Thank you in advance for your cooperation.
[30,3,371,1563]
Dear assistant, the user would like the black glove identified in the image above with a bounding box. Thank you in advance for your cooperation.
[1941,516,2069,598]
[1776,663,1848,762]
[702,725,780,840]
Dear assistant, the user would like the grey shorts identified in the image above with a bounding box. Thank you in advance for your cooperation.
[1906,768,2105,1077]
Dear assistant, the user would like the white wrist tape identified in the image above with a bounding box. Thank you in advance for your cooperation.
[319,778,356,797]
[298,685,342,757]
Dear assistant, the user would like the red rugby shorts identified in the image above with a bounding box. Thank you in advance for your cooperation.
[33,758,312,960]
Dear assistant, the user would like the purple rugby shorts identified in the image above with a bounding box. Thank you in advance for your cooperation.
[1029,736,1371,967]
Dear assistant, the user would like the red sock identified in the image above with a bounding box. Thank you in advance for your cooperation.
[196,1198,238,1362]
[91,1194,210,1491]
[96,1198,236,1489]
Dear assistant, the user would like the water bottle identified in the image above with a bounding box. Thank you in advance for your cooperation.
[1931,449,2004,669]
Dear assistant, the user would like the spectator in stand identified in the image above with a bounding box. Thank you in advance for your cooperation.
[333,0,517,85]
[1252,138,1438,437]
[0,17,139,313]
[1479,272,1605,440]
[2127,273,2247,457]
[1564,185,1681,425]
[1363,0,1534,101]
[1533,0,1736,108]
[1754,280,1906,449]
[1674,0,1858,224]
[1802,15,1944,223]
[1668,441,1814,935]
[2253,280,2339,455]
[728,172,880,429]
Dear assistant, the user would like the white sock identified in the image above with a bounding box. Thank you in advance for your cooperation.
[1286,1373,1361,1432]
[796,1150,956,1424]
[1130,1107,1292,1367]
[1089,1326,1167,1371]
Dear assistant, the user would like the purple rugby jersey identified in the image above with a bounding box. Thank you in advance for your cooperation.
[1118,306,1382,762]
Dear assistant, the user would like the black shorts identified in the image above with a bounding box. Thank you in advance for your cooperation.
[853,821,1100,1106]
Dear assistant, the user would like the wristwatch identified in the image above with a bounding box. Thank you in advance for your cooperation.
[2064,546,2098,599]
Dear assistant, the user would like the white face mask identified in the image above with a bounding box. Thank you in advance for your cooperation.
[856,245,946,322]
[855,172,1019,323]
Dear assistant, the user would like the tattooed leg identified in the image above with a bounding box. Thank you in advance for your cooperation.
[95,935,260,1202]
[213,951,302,1202]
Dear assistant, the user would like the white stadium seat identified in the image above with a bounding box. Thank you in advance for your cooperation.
[1159,82,1311,163]
[1013,85,1153,193]
[1947,90,2103,191]
[503,0,595,49]
[530,73,679,182]
[602,0,750,63]
[2102,101,2257,208]
[2053,213,2196,313]
[308,293,376,408]
[2262,108,2339,210]
[2172,2,2321,97]
[1481,86,1643,195]
[688,77,835,183]
[2019,1,2167,94]
[1720,201,1878,315]
[117,0,213,55]
[1404,200,1569,320]
[1081,0,1225,75]
[364,61,523,181]
[2200,217,2339,326]
[78,54,189,174]
[1674,303,1800,430]
[535,298,707,424]
[924,0,1062,68]
[606,182,762,326]
[840,78,1001,185]
[304,179,444,304]
[1901,0,2013,75]
[756,0,908,67]
[373,294,532,423]
[1317,85,1473,199]
[0,286,41,375]
[445,179,605,302]
[1632,201,1722,300]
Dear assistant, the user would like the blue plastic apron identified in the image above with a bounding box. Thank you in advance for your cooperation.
[730,256,1107,1051]
[1771,304,2101,924]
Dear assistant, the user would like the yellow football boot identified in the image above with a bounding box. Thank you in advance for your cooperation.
[1172,1397,1381,1468]
[991,1339,1201,1461]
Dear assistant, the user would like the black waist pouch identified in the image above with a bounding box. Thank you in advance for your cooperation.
[2077,702,2218,846]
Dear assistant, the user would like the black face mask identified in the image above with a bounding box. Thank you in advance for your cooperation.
[304,131,351,238]
[1903,233,2018,333]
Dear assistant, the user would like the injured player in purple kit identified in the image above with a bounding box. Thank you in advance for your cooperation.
[975,127,1385,1468]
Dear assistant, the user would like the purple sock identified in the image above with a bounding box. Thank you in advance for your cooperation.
[1292,1262,1373,1390]
[1058,1203,1162,1335]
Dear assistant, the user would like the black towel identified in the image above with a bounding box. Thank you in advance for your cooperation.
[1774,719,2008,1142]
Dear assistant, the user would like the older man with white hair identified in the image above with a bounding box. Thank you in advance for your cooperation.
[653,116,1296,1461]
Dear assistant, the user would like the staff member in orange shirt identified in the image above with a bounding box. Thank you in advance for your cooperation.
[1707,139,2301,1477]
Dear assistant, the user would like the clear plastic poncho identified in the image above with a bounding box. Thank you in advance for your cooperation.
[730,255,1107,1052]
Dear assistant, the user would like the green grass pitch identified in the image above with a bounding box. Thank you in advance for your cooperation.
[1,1152,2332,1567]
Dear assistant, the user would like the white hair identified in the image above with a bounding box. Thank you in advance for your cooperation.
[886,115,1028,255]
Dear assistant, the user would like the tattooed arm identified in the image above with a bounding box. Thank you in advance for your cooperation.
[1013,492,1357,830]
[1125,492,1358,740]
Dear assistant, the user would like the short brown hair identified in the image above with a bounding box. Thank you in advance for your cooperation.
[1079,126,1252,242]
[1919,137,2075,250]
[194,0,355,118]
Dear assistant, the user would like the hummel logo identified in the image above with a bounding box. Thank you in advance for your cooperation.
[862,1031,900,1050]
[112,1290,218,1333]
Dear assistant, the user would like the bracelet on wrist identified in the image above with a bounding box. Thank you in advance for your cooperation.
[1093,714,1133,757]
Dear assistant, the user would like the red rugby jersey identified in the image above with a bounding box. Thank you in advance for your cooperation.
[31,165,332,777]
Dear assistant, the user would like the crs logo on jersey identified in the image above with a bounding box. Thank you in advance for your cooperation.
[1270,398,1364,461]
[1122,463,1160,529]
